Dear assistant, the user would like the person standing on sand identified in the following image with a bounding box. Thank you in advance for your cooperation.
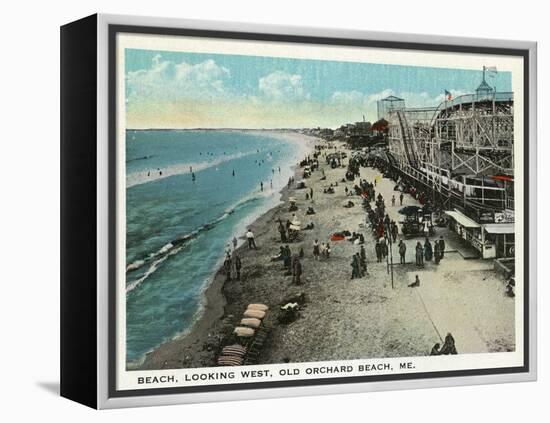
[399,192,404,206]
[391,221,398,243]
[310,187,313,199]
[313,239,320,260]
[232,236,238,250]
[360,246,367,274]
[424,238,433,262]
[434,241,441,265]
[439,333,458,355]
[415,242,424,267]
[439,236,446,259]
[375,240,382,263]
[293,256,303,285]
[398,240,407,264]
[391,195,396,206]
[235,255,242,280]
[246,229,257,249]
[283,245,292,271]
[351,254,360,279]
[223,256,232,282]
[380,237,388,258]
[260,181,264,191]
[278,219,287,242]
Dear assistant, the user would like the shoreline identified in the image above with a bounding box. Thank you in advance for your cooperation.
[136,131,317,370]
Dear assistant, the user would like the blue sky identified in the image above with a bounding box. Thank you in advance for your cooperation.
[125,48,512,129]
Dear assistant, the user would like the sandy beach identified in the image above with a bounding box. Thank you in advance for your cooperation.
[138,133,514,371]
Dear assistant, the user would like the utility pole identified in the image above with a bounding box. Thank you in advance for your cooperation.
[385,232,395,289]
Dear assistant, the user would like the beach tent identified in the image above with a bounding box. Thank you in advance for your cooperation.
[221,344,247,357]
[217,356,243,366]
[330,233,346,241]
[281,302,299,310]
[234,326,255,337]
[243,309,266,319]
[289,224,301,231]
[248,303,269,311]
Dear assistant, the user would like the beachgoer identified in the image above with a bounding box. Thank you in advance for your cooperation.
[399,192,404,206]
[246,229,257,249]
[380,237,388,258]
[391,195,396,206]
[399,240,406,264]
[434,241,441,264]
[360,246,367,273]
[430,343,441,356]
[424,238,433,261]
[439,333,458,355]
[260,182,263,191]
[283,245,292,271]
[313,239,320,260]
[439,236,445,258]
[351,254,360,279]
[375,240,382,263]
[232,236,238,249]
[293,257,303,285]
[231,254,241,280]
[408,274,420,287]
[415,242,424,266]
[223,256,232,282]
[278,220,287,242]
[391,221,398,243]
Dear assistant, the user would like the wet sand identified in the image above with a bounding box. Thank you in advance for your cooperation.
[139,136,515,370]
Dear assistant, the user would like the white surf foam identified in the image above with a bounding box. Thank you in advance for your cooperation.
[126,150,256,188]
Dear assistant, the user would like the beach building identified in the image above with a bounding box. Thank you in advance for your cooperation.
[379,68,515,260]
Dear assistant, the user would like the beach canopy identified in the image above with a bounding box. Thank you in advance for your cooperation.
[398,206,423,216]
[221,344,247,357]
[281,302,298,310]
[330,234,346,241]
[240,318,261,328]
[234,326,255,337]
[248,303,269,311]
[288,197,297,203]
[243,309,266,319]
[289,224,301,231]
[217,355,243,366]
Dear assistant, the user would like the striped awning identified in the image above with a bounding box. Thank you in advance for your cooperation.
[445,210,480,228]
[483,223,515,234]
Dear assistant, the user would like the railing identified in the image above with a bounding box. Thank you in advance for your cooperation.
[436,92,513,113]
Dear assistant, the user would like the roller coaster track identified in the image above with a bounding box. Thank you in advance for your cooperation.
[396,110,420,169]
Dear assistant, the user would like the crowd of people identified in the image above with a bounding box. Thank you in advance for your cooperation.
[414,236,446,267]
[222,144,458,356]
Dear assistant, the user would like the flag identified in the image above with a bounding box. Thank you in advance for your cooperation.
[444,90,452,100]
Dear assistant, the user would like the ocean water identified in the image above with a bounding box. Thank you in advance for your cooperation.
[125,130,310,364]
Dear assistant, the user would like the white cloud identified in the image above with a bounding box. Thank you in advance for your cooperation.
[258,71,306,101]
[365,88,396,105]
[126,55,231,101]
[330,90,367,105]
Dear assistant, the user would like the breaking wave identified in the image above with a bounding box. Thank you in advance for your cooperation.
[126,150,256,188]
[125,190,268,294]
